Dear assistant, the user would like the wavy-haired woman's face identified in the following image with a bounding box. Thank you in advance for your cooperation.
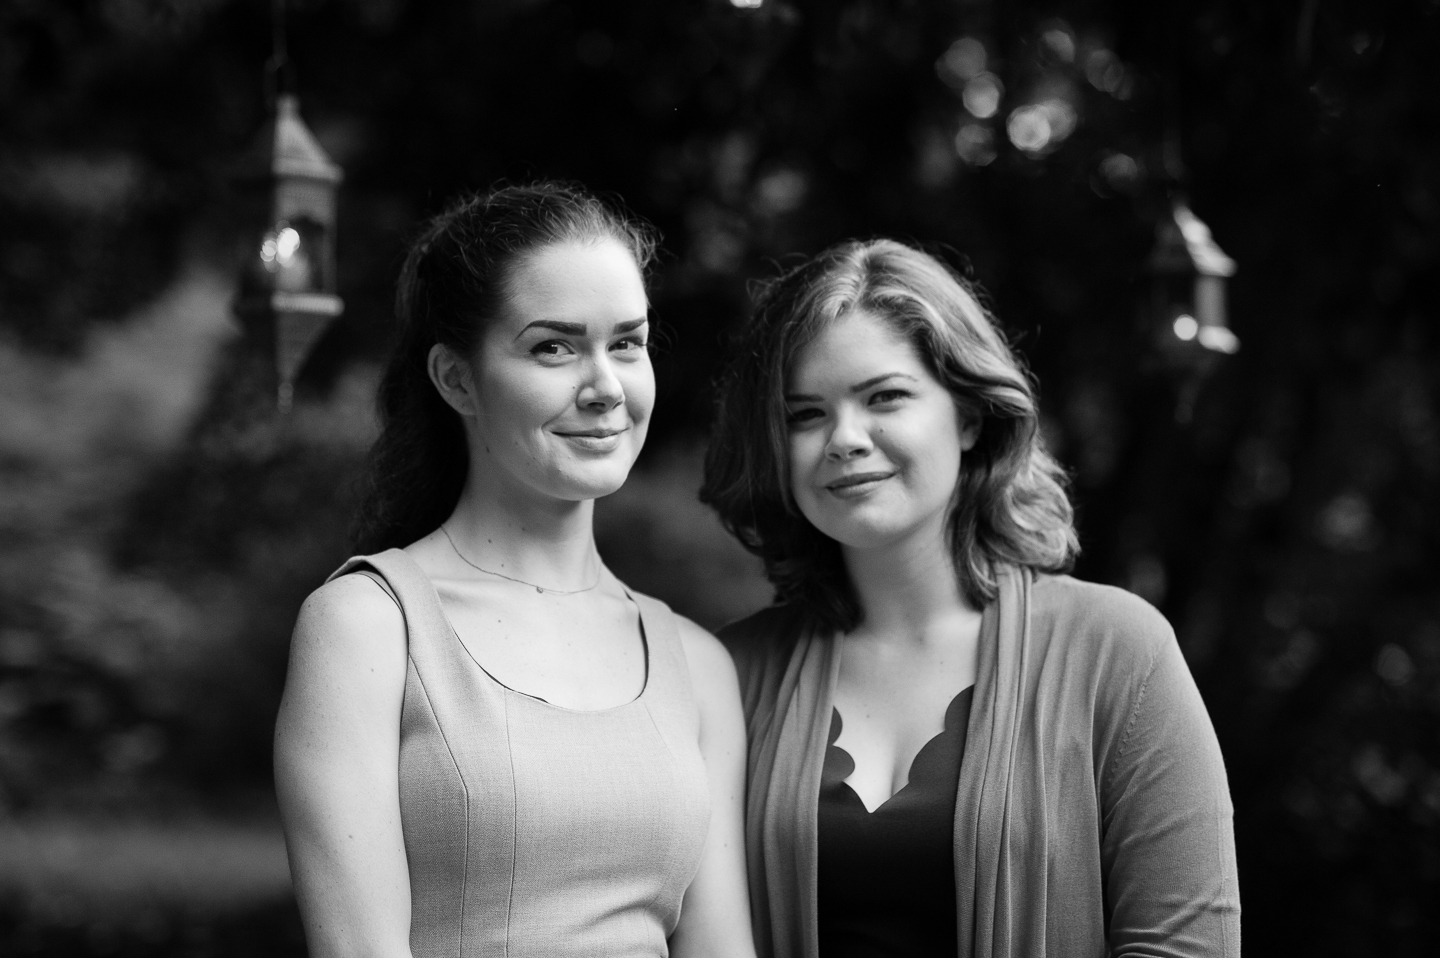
[431,238,653,503]
[784,309,978,553]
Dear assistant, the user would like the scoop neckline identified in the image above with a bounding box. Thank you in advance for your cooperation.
[826,684,975,814]
[419,565,653,715]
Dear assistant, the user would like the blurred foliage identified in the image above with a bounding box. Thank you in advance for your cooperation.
[0,267,378,807]
[1,897,305,958]
[1,0,1438,953]
[594,445,773,629]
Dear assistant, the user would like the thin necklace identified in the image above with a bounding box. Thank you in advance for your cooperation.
[440,525,601,595]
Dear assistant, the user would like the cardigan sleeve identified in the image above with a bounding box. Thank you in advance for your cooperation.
[1098,622,1241,957]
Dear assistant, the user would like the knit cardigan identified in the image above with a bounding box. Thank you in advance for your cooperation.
[719,567,1240,958]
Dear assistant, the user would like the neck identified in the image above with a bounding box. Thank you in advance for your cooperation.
[443,468,600,590]
[841,519,981,644]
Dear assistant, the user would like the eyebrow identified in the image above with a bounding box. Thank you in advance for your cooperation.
[514,317,649,341]
[784,372,918,403]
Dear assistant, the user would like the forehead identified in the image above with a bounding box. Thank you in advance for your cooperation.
[499,238,648,326]
[788,309,927,386]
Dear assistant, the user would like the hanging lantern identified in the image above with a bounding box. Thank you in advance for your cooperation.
[1147,199,1238,362]
[234,93,343,410]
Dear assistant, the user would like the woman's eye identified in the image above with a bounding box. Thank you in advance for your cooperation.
[531,340,573,358]
[611,336,648,354]
[870,389,908,405]
[786,407,823,427]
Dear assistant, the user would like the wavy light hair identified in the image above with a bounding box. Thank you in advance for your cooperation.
[701,238,1078,631]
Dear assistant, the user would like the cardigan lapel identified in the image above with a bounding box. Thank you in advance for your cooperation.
[748,566,1050,958]
[953,565,1050,958]
[750,623,841,958]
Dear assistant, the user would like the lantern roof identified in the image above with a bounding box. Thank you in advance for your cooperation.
[1148,201,1236,278]
[238,93,342,184]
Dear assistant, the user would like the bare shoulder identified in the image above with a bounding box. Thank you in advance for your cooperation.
[673,615,746,756]
[674,615,740,696]
[287,573,407,681]
[299,572,402,628]
[298,571,402,634]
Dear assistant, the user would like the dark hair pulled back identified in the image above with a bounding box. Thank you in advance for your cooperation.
[352,181,658,553]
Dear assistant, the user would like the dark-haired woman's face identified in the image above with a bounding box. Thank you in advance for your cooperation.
[439,238,653,503]
[784,309,977,553]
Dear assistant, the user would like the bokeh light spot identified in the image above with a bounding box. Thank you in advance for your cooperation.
[275,227,300,263]
[1007,106,1051,152]
[259,224,302,272]
[1353,746,1408,805]
[1375,644,1416,687]
[1041,24,1076,63]
[1318,492,1378,551]
[1100,152,1140,190]
[953,123,996,166]
[755,168,808,214]
[1007,100,1077,155]
[1173,315,1199,340]
[937,37,987,90]
[1198,325,1240,354]
[1084,49,1127,95]
[962,74,1003,119]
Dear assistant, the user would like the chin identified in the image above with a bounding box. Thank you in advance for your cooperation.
[548,460,637,502]
[807,508,924,553]
[827,526,906,552]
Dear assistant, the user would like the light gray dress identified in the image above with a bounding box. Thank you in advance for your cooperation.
[330,549,711,958]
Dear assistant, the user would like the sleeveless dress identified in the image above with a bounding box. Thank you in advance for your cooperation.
[329,549,712,958]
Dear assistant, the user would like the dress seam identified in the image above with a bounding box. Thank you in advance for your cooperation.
[640,607,693,921]
[504,691,518,958]
[408,657,471,957]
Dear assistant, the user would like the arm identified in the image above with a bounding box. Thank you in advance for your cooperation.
[668,618,759,958]
[274,574,414,958]
[1101,635,1241,958]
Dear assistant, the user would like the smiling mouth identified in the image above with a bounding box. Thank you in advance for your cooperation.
[556,428,627,439]
[554,426,629,452]
[825,471,894,492]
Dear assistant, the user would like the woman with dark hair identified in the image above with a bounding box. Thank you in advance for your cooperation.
[702,238,1239,958]
[274,182,755,958]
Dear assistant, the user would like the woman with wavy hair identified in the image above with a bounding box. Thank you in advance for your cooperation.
[702,239,1238,958]
[275,182,755,958]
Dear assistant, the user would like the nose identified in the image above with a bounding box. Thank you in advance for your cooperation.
[824,408,871,461]
[577,354,625,412]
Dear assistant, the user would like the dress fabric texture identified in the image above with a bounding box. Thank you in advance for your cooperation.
[329,549,711,958]
[817,686,973,958]
[719,567,1241,958]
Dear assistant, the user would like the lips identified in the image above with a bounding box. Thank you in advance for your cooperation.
[825,470,894,496]
[554,425,629,453]
[557,428,625,439]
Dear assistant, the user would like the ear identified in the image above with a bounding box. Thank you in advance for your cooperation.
[428,343,478,417]
[957,408,981,452]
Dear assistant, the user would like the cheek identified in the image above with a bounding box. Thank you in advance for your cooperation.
[917,420,965,495]
[787,434,823,498]
[622,361,656,421]
[478,366,566,432]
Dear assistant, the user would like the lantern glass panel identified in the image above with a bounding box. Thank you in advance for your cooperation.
[258,216,327,293]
